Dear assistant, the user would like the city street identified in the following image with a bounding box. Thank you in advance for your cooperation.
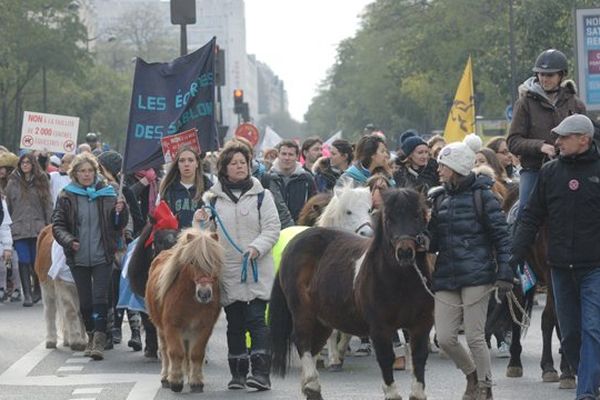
[0,295,576,400]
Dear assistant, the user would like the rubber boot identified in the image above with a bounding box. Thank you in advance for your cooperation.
[104,307,114,350]
[246,353,271,391]
[18,263,33,307]
[462,371,478,400]
[227,357,249,390]
[31,266,41,304]
[128,328,143,351]
[90,332,107,361]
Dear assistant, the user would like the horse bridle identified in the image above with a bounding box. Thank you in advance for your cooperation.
[354,221,372,234]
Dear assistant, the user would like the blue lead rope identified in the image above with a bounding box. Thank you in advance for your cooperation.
[203,204,258,283]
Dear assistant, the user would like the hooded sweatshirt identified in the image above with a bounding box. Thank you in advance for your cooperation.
[268,159,316,222]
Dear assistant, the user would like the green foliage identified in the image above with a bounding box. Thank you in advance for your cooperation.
[304,0,599,144]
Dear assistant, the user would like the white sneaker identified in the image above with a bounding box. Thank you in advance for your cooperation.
[496,341,510,358]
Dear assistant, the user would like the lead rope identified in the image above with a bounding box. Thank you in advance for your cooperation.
[411,261,530,329]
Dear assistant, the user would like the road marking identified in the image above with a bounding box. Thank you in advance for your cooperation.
[73,387,102,394]
[0,341,49,379]
[66,358,91,364]
[68,398,96,400]
[57,366,84,372]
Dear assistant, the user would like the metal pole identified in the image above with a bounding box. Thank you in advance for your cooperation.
[180,24,187,56]
[509,0,517,105]
[42,64,47,113]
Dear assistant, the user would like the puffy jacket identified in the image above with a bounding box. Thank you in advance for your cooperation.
[203,177,281,307]
[508,78,586,170]
[5,171,52,240]
[52,181,129,267]
[394,158,439,194]
[429,173,513,292]
[512,145,600,269]
[268,160,316,223]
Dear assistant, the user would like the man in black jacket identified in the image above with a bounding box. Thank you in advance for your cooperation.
[511,114,600,400]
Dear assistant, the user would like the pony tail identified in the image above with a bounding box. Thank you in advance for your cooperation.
[269,271,293,377]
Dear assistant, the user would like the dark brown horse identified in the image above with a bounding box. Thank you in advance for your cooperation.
[269,188,433,400]
[487,185,576,388]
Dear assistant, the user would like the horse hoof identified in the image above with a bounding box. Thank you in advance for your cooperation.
[170,382,183,393]
[316,358,325,369]
[506,366,523,378]
[542,371,559,382]
[304,387,324,400]
[409,396,425,400]
[327,363,343,372]
[160,379,170,389]
[190,383,204,393]
[559,377,576,389]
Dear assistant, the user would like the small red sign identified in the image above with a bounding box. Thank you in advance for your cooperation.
[235,123,260,147]
[160,128,201,163]
[588,50,600,74]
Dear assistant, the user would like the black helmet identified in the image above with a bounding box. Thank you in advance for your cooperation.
[532,49,568,74]
[85,132,98,144]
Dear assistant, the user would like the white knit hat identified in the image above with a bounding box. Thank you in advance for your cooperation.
[437,133,482,176]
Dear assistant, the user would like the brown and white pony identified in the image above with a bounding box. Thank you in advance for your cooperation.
[145,228,224,393]
[270,188,433,400]
[34,225,86,351]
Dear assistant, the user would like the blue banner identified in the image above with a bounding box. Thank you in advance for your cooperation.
[123,37,217,173]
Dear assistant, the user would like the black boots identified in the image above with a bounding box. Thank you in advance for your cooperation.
[128,328,143,351]
[246,353,271,391]
[227,357,249,390]
[18,263,33,307]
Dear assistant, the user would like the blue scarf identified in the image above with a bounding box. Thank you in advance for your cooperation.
[344,164,371,184]
[64,180,117,201]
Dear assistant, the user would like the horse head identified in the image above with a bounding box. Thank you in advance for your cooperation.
[318,185,373,236]
[172,229,223,305]
[379,188,428,267]
[297,192,333,226]
[153,228,178,255]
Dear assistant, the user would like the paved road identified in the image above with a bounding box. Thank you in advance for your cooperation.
[0,295,576,400]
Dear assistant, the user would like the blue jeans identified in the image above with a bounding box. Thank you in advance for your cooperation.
[551,267,600,399]
[517,169,539,216]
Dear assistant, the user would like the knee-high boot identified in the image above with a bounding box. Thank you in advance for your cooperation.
[18,263,33,307]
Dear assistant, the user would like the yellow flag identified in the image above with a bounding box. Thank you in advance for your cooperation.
[444,56,475,143]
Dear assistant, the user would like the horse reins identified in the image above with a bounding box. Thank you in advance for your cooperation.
[410,261,530,330]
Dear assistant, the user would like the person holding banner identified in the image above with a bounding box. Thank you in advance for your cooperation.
[507,48,585,216]
[5,153,53,307]
[158,146,211,229]
[52,153,128,361]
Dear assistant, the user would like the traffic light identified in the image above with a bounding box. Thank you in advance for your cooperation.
[234,89,244,114]
[215,46,225,86]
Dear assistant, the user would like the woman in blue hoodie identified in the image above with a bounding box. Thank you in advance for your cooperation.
[158,146,211,228]
[336,135,390,189]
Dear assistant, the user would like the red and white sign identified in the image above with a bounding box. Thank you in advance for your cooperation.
[20,111,79,153]
[160,128,201,163]
[235,123,260,147]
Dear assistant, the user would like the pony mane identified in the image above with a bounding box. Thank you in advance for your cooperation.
[297,192,333,226]
[155,228,224,304]
[317,185,370,228]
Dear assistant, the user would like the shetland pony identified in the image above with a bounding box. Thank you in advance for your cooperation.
[34,225,86,350]
[145,228,224,393]
[270,189,433,400]
[297,193,333,226]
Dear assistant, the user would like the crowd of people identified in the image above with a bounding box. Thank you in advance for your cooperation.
[0,47,598,400]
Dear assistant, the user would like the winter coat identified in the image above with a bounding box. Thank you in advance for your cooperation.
[5,171,52,241]
[512,144,600,269]
[268,160,316,223]
[203,177,281,307]
[0,199,13,252]
[508,78,586,170]
[394,158,439,194]
[313,157,341,193]
[428,173,513,292]
[52,181,129,267]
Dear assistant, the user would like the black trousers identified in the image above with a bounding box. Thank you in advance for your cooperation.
[70,263,112,333]
[224,299,270,358]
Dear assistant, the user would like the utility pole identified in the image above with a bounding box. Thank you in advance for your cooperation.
[170,0,196,56]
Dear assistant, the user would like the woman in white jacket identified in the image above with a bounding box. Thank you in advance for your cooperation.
[199,141,280,392]
[0,198,15,301]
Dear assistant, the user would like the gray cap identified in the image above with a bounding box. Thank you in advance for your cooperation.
[552,114,594,137]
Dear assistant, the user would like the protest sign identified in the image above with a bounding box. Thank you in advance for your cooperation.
[20,111,79,153]
[160,128,201,163]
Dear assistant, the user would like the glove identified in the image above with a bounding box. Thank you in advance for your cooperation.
[142,168,157,182]
[494,280,513,302]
